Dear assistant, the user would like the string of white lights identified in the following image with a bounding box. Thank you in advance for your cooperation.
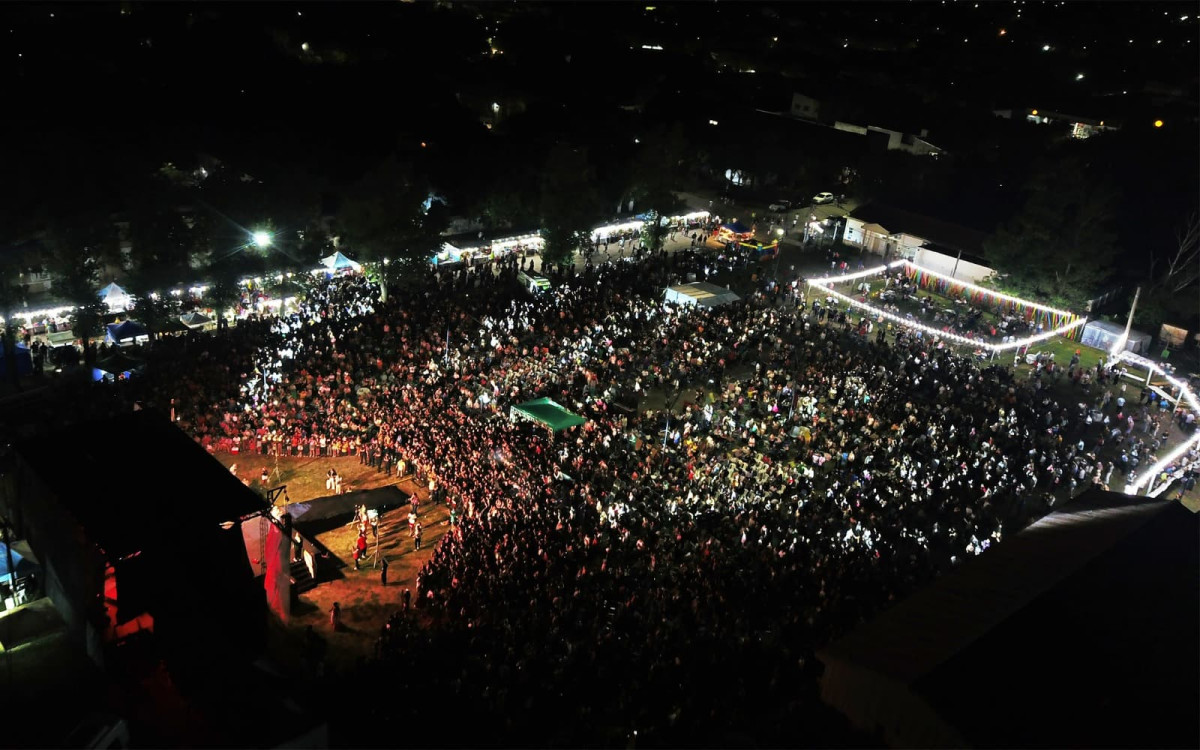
[896,260,1079,318]
[807,272,1088,352]
[1110,350,1199,495]
[814,282,998,348]
[805,261,904,285]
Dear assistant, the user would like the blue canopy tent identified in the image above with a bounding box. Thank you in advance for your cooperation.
[0,342,33,376]
[96,350,144,375]
[105,319,148,344]
[716,220,756,245]
[0,540,40,586]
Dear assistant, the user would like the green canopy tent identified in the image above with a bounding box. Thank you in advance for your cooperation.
[509,398,587,432]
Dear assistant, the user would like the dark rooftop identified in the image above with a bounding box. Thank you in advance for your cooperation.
[16,408,267,560]
[850,202,988,256]
[818,490,1199,748]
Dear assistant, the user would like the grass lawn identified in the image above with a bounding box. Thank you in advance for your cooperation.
[1021,336,1150,382]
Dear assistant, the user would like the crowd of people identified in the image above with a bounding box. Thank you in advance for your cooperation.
[109,240,1196,745]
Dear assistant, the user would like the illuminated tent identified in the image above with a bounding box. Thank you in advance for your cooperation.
[105,319,148,343]
[664,282,741,309]
[320,251,362,272]
[510,398,587,432]
[97,282,131,311]
[1079,320,1151,354]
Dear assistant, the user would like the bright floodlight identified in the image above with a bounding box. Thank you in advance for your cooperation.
[253,231,272,248]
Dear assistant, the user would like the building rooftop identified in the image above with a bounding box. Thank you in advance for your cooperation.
[818,490,1199,748]
[16,408,267,560]
[850,202,988,256]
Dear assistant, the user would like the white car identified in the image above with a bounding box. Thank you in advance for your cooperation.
[768,200,791,212]
[813,192,836,205]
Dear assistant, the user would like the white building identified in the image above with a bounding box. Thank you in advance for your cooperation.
[843,203,994,283]
[832,122,943,156]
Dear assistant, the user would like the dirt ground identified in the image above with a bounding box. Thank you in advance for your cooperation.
[217,452,451,671]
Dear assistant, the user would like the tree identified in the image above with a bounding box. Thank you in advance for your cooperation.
[126,270,182,342]
[983,156,1121,309]
[627,126,687,253]
[539,145,601,270]
[1136,211,1200,331]
[43,216,118,363]
[204,261,244,328]
[0,267,22,389]
[126,178,207,281]
[336,156,446,303]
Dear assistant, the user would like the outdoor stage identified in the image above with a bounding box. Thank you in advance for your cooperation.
[281,476,453,669]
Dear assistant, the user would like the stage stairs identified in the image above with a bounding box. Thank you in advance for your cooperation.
[290,560,318,594]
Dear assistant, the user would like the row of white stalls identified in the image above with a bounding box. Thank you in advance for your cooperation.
[13,213,715,335]
[436,211,713,266]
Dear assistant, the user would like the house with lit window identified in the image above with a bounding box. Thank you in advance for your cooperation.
[993,107,1120,139]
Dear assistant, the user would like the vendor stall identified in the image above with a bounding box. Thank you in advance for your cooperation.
[105,319,149,345]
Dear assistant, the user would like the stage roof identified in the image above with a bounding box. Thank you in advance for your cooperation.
[16,409,268,560]
[818,490,1199,748]
[289,485,410,529]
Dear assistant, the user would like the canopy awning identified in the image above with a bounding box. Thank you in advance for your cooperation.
[320,251,362,272]
[665,282,741,308]
[155,317,190,334]
[181,311,212,328]
[96,351,144,374]
[98,282,131,309]
[510,398,587,432]
[105,320,148,342]
[720,221,754,235]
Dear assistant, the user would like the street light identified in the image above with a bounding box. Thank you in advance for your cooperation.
[252,231,273,249]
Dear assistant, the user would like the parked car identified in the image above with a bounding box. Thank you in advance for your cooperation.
[768,200,791,212]
[812,192,835,205]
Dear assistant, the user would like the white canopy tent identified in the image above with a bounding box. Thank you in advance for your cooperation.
[664,282,741,308]
[320,251,362,273]
[98,282,132,312]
